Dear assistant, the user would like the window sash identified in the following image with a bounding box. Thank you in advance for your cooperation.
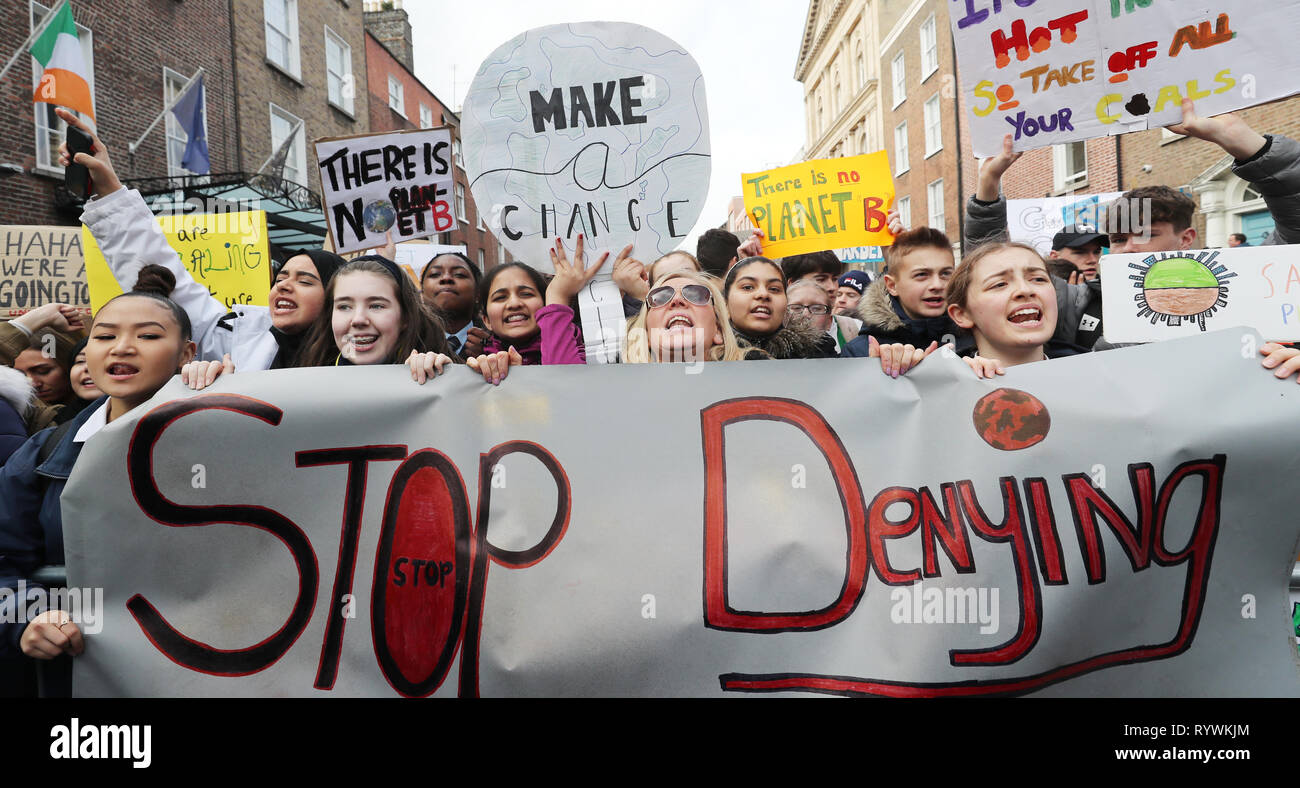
[894,122,909,175]
[32,2,94,172]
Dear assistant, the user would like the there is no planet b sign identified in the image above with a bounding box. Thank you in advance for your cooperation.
[461,21,712,271]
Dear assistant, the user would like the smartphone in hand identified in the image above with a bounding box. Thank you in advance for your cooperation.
[64,124,93,196]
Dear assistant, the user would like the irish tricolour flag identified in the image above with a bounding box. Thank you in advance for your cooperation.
[29,1,94,122]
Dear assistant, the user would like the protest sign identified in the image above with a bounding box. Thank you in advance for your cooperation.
[83,211,270,313]
[462,22,712,363]
[951,0,1300,157]
[1007,191,1123,255]
[61,329,1300,697]
[743,152,895,259]
[315,128,455,255]
[1101,245,1300,342]
[462,22,711,269]
[0,226,88,318]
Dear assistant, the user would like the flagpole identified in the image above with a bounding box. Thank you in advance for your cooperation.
[127,67,205,155]
[0,0,65,83]
[258,118,304,172]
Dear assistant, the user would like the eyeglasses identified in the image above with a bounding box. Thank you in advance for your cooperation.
[786,304,830,315]
[647,283,713,309]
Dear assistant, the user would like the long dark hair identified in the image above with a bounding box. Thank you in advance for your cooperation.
[296,257,455,367]
[477,262,550,343]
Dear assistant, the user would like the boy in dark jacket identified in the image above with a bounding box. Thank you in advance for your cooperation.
[843,228,973,357]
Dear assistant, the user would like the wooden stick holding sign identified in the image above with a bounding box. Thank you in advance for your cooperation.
[314,128,456,255]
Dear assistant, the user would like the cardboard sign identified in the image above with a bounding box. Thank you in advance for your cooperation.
[83,211,270,313]
[461,22,711,271]
[0,226,88,319]
[315,128,455,254]
[1101,246,1300,342]
[59,329,1300,697]
[742,152,895,259]
[950,0,1300,156]
[1006,192,1123,255]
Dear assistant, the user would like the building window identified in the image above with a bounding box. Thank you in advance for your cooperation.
[816,92,824,135]
[897,196,911,229]
[264,0,299,77]
[891,51,905,107]
[832,67,841,116]
[453,138,463,168]
[419,104,433,128]
[477,198,486,230]
[455,183,466,223]
[387,75,404,116]
[164,68,205,177]
[923,94,942,157]
[325,26,352,114]
[31,2,94,174]
[1053,141,1088,192]
[894,121,909,176]
[927,179,945,229]
[269,103,305,186]
[855,40,866,89]
[920,15,939,79]
[478,249,485,270]
[498,240,505,265]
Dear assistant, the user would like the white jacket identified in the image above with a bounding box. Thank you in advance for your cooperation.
[79,187,280,369]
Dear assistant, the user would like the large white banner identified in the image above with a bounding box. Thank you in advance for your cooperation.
[951,0,1300,156]
[61,330,1300,697]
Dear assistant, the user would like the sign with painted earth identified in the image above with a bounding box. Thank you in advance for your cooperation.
[461,22,711,270]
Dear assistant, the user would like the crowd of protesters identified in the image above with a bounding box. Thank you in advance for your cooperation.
[2,100,1300,696]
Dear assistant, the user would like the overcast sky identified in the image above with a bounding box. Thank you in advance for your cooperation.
[405,0,808,251]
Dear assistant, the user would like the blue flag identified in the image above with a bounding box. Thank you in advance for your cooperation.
[170,74,210,174]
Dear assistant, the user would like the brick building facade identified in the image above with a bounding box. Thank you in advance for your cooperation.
[364,28,507,271]
[0,0,237,226]
[228,0,366,196]
[878,0,962,247]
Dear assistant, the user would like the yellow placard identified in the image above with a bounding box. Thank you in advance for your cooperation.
[83,211,271,313]
[741,151,895,259]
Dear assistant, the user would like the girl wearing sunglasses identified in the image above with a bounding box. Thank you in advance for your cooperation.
[722,257,833,360]
[623,271,755,363]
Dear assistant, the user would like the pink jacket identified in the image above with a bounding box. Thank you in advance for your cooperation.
[482,304,585,365]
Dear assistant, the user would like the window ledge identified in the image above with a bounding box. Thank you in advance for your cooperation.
[265,58,304,86]
[924,147,943,160]
[892,97,905,109]
[328,100,355,121]
[1052,179,1089,197]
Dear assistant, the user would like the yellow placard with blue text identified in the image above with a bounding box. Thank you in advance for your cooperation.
[742,151,895,260]
[82,211,270,313]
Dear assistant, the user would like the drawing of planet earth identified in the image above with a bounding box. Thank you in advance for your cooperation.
[364,200,396,234]
[1141,256,1220,316]
[972,388,1050,451]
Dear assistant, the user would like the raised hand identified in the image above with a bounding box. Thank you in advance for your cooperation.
[546,235,609,306]
[54,107,121,198]
[1166,99,1268,160]
[976,133,1023,201]
[13,302,85,334]
[610,244,648,300]
[737,228,765,259]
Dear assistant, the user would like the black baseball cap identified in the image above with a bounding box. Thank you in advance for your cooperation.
[1051,225,1107,251]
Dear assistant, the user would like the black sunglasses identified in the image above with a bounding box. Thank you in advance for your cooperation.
[647,283,713,309]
